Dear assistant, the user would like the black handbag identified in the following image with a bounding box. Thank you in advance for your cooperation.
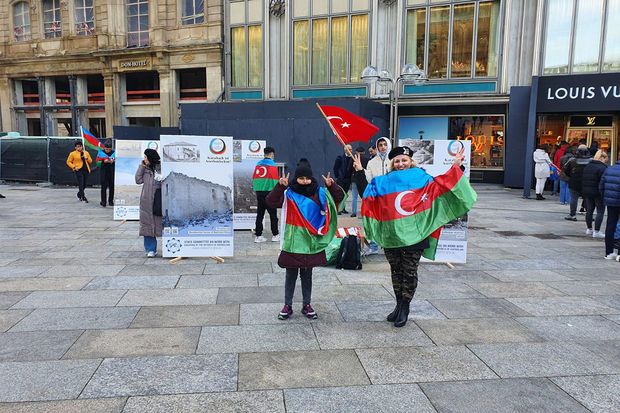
[153,188,162,216]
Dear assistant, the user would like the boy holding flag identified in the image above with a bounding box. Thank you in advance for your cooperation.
[252,146,280,243]
[66,140,93,203]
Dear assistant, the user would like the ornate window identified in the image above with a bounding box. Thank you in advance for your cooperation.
[13,2,32,42]
[229,0,264,88]
[181,0,205,25]
[127,0,149,47]
[292,0,370,86]
[43,0,62,39]
[75,0,95,35]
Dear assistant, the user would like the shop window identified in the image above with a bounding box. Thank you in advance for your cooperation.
[127,0,149,47]
[405,1,499,80]
[179,68,207,100]
[182,0,204,25]
[572,0,604,73]
[75,0,95,35]
[229,0,263,88]
[13,2,31,42]
[43,0,62,39]
[292,0,370,85]
[125,71,160,101]
[536,115,566,149]
[449,116,504,169]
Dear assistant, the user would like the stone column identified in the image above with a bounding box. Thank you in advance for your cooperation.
[76,76,89,134]
[0,77,13,132]
[103,72,120,136]
[158,69,176,127]
[206,64,223,102]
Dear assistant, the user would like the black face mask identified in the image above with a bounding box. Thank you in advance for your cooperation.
[290,177,318,197]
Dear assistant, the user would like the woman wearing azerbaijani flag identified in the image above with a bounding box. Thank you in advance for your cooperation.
[352,147,476,327]
[266,163,344,320]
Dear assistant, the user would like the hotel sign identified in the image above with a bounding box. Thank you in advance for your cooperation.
[537,73,620,112]
[117,57,152,72]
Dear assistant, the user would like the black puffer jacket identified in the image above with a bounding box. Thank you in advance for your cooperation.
[581,160,607,198]
[563,149,592,192]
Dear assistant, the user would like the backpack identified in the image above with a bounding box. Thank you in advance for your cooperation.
[335,235,362,270]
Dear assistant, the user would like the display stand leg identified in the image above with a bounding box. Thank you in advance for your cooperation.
[210,256,225,263]
[169,256,184,264]
[445,262,455,270]
[121,220,127,224]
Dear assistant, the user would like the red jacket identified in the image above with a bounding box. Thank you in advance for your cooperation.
[553,146,567,167]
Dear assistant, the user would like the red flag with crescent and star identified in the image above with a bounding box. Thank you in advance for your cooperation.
[319,105,379,144]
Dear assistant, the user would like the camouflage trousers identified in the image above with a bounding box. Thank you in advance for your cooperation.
[384,246,422,302]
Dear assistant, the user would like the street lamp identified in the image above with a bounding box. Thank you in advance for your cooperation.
[361,64,427,145]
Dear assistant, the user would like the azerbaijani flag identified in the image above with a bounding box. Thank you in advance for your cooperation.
[80,126,104,151]
[280,187,338,254]
[361,164,476,260]
[252,158,279,191]
[95,148,115,168]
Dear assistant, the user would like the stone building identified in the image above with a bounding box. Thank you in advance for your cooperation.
[0,0,223,137]
[162,171,231,222]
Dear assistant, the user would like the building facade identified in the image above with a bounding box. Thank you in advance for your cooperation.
[0,0,224,138]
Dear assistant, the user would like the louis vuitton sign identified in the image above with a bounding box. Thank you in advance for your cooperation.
[536,73,620,113]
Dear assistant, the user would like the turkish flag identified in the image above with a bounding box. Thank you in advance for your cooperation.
[319,104,380,144]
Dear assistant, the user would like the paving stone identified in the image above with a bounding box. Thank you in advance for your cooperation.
[356,345,497,384]
[117,289,218,306]
[516,315,620,341]
[310,285,394,301]
[335,300,445,322]
[546,281,620,296]
[0,277,92,292]
[9,307,139,332]
[574,340,620,370]
[84,275,179,290]
[0,309,30,332]
[506,296,618,316]
[217,286,294,304]
[80,354,237,398]
[0,330,83,362]
[605,314,620,323]
[238,350,369,390]
[119,264,205,276]
[123,391,284,413]
[592,295,620,311]
[0,398,126,413]
[469,342,616,377]
[284,384,435,413]
[485,269,571,282]
[0,359,101,402]
[197,324,318,353]
[416,318,541,345]
[177,274,257,288]
[40,265,125,278]
[419,270,499,284]
[0,292,29,309]
[552,375,620,413]
[420,378,590,413]
[313,321,433,349]
[334,271,390,285]
[64,327,200,359]
[239,302,343,324]
[414,282,486,299]
[259,272,340,286]
[12,290,126,309]
[467,282,565,298]
[558,270,620,281]
[429,298,530,318]
[131,304,239,328]
[203,262,272,274]
[0,266,47,278]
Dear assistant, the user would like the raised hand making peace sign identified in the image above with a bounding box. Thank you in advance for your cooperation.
[352,153,364,172]
[321,172,334,187]
[279,172,290,186]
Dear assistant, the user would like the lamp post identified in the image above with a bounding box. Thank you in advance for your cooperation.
[361,64,427,146]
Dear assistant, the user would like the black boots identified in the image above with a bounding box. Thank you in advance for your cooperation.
[536,194,545,200]
[386,298,402,322]
[394,301,410,328]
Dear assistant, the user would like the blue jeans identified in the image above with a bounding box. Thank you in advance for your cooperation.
[559,181,571,204]
[351,182,359,215]
[143,236,157,253]
[552,179,559,194]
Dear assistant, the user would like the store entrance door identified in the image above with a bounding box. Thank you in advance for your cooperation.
[566,127,614,157]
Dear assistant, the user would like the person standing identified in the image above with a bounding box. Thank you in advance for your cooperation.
[365,137,392,182]
[559,146,574,205]
[267,164,344,320]
[135,149,162,258]
[66,140,92,203]
[350,146,369,217]
[563,145,591,221]
[553,141,568,196]
[252,146,280,243]
[97,140,116,207]
[599,158,620,260]
[333,144,353,215]
[582,150,608,238]
[533,145,551,200]
[368,145,377,159]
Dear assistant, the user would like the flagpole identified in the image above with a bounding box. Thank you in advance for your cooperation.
[316,103,353,157]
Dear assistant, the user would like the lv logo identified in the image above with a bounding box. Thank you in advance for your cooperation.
[586,116,596,126]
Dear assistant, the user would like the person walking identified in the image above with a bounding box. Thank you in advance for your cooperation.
[533,145,551,200]
[333,144,353,215]
[267,163,344,320]
[352,147,475,327]
[350,146,369,217]
[599,159,620,260]
[582,150,608,238]
[135,149,162,258]
[96,140,116,207]
[553,141,568,197]
[66,140,92,203]
[252,146,280,243]
[563,145,591,221]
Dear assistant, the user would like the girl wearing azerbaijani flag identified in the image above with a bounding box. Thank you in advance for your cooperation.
[266,163,344,320]
[352,147,475,327]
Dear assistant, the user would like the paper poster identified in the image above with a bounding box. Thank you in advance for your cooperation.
[398,139,472,264]
[233,140,267,230]
[113,140,160,220]
[161,135,234,257]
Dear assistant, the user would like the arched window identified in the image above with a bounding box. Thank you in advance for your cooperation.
[181,0,205,25]
[13,2,32,42]
[75,0,95,35]
[43,0,62,38]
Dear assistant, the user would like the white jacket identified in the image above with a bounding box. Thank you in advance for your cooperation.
[533,149,551,179]
[365,137,392,181]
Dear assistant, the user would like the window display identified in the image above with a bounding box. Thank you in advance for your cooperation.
[449,116,504,169]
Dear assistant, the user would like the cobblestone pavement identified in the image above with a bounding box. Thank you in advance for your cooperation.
[0,184,618,412]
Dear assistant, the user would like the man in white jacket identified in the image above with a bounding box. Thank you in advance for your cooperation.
[365,137,392,182]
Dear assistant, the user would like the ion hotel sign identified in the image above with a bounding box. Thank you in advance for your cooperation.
[117,57,152,72]
[536,73,620,112]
